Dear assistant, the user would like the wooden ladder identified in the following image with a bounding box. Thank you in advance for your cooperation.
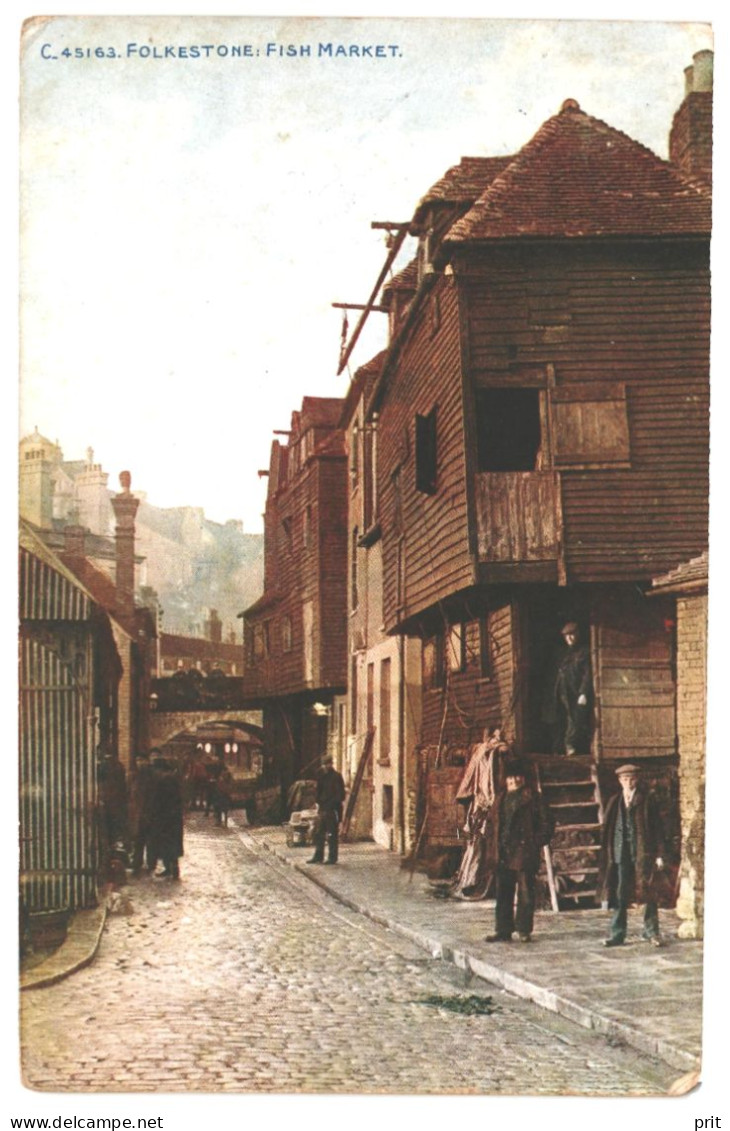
[535,756,603,911]
[340,728,375,840]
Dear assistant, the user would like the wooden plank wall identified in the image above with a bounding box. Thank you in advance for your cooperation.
[462,241,709,581]
[378,275,474,632]
[420,602,516,748]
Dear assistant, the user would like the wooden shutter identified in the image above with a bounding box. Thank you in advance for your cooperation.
[592,591,676,760]
[551,383,630,467]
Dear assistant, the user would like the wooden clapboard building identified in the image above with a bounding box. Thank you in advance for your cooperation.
[241,397,348,796]
[19,521,122,919]
[356,53,712,899]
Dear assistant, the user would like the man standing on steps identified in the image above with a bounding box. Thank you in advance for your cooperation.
[598,763,668,948]
[554,621,593,755]
[484,758,553,944]
[308,756,346,866]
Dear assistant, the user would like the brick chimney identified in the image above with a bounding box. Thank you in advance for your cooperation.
[670,49,713,183]
[110,470,140,620]
[63,524,87,558]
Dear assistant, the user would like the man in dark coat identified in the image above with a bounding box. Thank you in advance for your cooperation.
[308,756,346,865]
[554,622,592,755]
[129,752,155,875]
[598,763,667,947]
[149,756,184,880]
[484,758,553,943]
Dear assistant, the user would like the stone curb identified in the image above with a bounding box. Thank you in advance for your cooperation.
[20,903,107,992]
[239,828,700,1075]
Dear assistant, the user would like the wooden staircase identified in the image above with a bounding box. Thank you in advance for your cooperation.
[534,756,604,911]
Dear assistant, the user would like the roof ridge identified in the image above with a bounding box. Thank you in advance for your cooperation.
[444,100,711,244]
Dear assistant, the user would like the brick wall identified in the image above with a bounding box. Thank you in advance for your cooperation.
[675,593,707,938]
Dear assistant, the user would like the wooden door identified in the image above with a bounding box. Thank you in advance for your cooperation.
[591,590,676,761]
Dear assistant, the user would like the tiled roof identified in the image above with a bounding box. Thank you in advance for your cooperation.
[413,155,514,221]
[445,100,711,244]
[58,553,153,639]
[160,632,242,662]
[300,396,345,430]
[382,258,418,299]
[341,351,387,426]
[652,551,708,593]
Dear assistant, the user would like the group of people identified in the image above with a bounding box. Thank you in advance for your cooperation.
[127,750,185,881]
[454,730,669,948]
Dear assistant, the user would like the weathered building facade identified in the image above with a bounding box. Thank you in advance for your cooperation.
[343,353,422,851]
[19,522,122,916]
[241,398,348,795]
[351,54,711,888]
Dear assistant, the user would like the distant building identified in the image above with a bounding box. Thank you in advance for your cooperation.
[241,397,348,793]
[18,432,264,641]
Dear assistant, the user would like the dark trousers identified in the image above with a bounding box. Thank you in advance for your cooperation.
[608,859,659,941]
[312,810,340,863]
[495,865,536,938]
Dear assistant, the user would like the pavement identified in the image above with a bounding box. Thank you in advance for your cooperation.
[21,819,703,1077]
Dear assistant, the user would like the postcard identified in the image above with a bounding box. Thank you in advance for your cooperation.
[15,12,720,1120]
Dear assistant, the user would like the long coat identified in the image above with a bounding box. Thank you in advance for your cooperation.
[597,788,668,907]
[484,786,553,875]
[149,766,184,861]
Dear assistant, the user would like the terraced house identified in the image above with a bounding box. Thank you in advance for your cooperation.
[344,51,711,925]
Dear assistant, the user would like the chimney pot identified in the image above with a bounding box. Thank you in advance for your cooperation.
[692,49,713,92]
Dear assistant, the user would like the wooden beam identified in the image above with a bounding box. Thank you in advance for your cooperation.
[337,224,409,375]
[332,302,388,313]
[371,221,409,231]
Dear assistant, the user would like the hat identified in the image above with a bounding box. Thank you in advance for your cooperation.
[504,758,527,778]
[615,763,641,778]
[561,621,579,637]
[323,756,334,765]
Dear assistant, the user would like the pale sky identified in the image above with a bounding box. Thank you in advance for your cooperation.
[19,15,714,531]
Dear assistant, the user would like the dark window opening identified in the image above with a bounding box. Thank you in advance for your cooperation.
[415,407,438,494]
[382,785,394,822]
[476,388,542,472]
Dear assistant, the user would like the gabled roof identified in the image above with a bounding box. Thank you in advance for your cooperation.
[412,155,514,226]
[20,520,96,621]
[445,100,711,245]
[382,258,418,300]
[58,552,154,640]
[341,350,387,427]
[300,396,344,431]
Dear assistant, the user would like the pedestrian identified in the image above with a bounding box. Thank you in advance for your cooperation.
[554,621,592,755]
[308,755,346,865]
[598,763,668,948]
[484,758,553,943]
[129,752,155,875]
[149,755,184,880]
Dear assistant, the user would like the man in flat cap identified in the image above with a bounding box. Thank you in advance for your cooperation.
[308,755,346,866]
[554,622,592,755]
[598,763,667,947]
[484,758,553,943]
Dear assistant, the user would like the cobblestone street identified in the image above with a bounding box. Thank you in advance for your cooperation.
[21,815,679,1095]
